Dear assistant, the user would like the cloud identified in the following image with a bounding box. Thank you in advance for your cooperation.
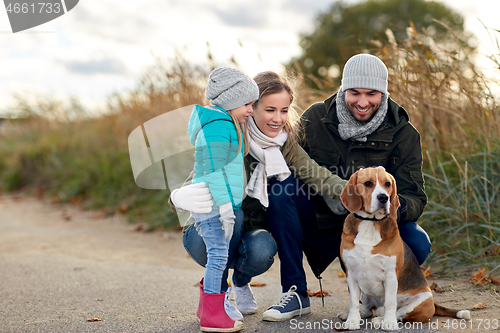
[211,4,267,27]
[69,2,157,45]
[63,58,128,75]
[281,0,344,17]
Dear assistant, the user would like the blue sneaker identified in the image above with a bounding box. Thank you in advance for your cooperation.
[262,285,311,321]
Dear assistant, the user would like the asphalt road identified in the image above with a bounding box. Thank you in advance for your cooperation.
[0,195,450,333]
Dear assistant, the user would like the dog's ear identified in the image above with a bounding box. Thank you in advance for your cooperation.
[341,171,362,213]
[389,174,400,220]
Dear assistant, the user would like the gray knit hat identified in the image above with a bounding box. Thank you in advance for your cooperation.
[341,54,388,94]
[205,67,259,111]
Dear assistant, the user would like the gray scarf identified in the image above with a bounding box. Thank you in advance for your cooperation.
[336,86,389,142]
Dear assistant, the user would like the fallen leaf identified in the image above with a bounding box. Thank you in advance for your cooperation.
[491,245,500,256]
[69,195,83,206]
[491,276,500,285]
[120,203,128,213]
[473,302,486,310]
[12,195,24,202]
[35,187,45,200]
[134,224,144,232]
[430,282,444,293]
[421,266,431,277]
[86,317,102,322]
[308,290,330,297]
[470,267,489,285]
[249,281,267,287]
[97,298,104,302]
[338,272,345,278]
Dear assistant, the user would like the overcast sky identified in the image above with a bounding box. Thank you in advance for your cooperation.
[1,0,499,114]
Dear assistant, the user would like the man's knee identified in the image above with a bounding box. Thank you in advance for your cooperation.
[399,222,432,265]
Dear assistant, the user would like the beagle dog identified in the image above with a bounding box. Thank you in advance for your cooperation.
[339,167,470,330]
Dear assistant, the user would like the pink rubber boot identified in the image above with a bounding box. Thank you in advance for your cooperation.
[199,289,243,332]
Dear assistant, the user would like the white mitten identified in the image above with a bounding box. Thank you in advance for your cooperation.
[322,195,348,215]
[170,182,213,213]
[219,202,235,239]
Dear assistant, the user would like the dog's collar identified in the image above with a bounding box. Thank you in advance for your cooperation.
[353,213,389,221]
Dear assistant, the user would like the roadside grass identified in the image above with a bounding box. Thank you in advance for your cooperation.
[422,152,500,276]
[0,26,499,274]
[0,56,206,230]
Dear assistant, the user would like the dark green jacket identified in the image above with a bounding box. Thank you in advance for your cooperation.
[299,93,427,228]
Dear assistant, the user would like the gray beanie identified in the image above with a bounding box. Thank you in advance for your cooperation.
[341,54,388,94]
[205,67,259,111]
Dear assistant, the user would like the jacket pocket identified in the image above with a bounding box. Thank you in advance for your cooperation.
[409,170,425,191]
[309,147,341,171]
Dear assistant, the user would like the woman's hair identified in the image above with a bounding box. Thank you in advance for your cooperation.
[227,110,250,156]
[252,71,299,141]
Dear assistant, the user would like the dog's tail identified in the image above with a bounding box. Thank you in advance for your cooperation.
[434,303,471,319]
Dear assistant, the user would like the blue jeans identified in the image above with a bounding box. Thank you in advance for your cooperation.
[266,176,432,293]
[183,209,277,292]
[191,211,232,294]
[399,221,432,265]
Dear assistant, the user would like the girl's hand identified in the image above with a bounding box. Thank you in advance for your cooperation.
[219,202,235,239]
[170,182,213,213]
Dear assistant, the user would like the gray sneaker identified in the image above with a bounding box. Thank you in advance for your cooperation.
[262,285,311,321]
[233,278,258,315]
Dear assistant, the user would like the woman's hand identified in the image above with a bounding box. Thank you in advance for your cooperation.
[170,182,213,213]
[323,195,348,215]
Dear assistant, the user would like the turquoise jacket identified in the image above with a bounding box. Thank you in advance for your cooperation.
[188,105,244,209]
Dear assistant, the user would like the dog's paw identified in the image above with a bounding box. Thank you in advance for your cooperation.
[381,318,399,331]
[374,306,385,317]
[343,315,362,330]
[371,316,384,328]
[337,310,349,320]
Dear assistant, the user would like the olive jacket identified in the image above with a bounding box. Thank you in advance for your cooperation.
[299,93,427,229]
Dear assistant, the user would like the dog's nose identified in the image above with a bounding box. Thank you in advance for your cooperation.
[377,193,388,204]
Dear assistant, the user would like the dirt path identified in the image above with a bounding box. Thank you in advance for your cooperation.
[0,194,497,332]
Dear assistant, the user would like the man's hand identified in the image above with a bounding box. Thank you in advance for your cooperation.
[323,195,348,215]
[170,182,213,214]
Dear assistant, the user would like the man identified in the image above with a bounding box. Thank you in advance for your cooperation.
[298,53,431,281]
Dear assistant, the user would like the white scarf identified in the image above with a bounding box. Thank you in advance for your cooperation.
[245,116,290,207]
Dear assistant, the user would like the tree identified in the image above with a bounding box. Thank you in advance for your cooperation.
[291,0,474,86]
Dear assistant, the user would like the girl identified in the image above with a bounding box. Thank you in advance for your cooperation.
[176,67,258,332]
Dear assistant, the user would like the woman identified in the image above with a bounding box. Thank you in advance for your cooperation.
[170,70,347,322]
